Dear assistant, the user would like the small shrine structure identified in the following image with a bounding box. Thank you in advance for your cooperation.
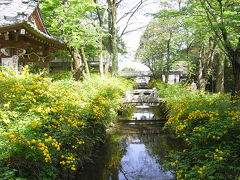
[0,0,66,71]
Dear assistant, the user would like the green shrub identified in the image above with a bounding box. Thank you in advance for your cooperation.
[50,71,72,81]
[156,83,240,180]
[0,68,131,179]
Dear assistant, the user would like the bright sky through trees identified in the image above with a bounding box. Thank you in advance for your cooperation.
[118,0,160,71]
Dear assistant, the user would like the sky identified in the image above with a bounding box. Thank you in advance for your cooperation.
[117,0,161,71]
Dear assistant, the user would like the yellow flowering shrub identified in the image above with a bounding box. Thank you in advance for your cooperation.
[0,68,131,179]
[156,82,240,180]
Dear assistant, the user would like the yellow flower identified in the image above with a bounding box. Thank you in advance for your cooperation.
[31,139,36,143]
[3,132,10,136]
[60,161,66,165]
[9,134,15,138]
[45,157,51,162]
[71,167,76,171]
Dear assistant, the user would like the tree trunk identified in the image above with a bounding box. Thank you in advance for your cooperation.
[233,63,240,95]
[107,0,118,75]
[164,74,169,84]
[104,53,111,74]
[215,53,225,93]
[197,39,216,91]
[99,51,104,76]
[80,47,90,77]
[197,48,207,91]
[165,31,172,84]
[177,0,182,10]
[71,49,83,81]
[232,55,240,95]
[164,67,169,84]
[43,61,50,70]
[198,56,210,91]
[94,0,104,76]
[198,59,207,91]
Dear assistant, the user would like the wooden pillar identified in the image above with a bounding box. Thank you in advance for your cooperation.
[43,61,49,70]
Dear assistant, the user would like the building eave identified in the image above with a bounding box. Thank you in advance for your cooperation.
[0,22,66,50]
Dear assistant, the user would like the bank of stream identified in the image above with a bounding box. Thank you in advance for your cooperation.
[76,79,182,180]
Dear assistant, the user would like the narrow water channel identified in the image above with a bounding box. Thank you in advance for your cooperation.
[77,82,181,180]
[118,133,175,180]
[77,124,180,180]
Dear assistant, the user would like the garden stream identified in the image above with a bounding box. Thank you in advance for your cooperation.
[76,78,181,180]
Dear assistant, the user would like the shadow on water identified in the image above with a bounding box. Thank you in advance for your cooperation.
[76,124,182,180]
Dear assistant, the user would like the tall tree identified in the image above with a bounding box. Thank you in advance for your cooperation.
[214,52,225,92]
[155,1,226,91]
[107,0,118,75]
[40,0,104,80]
[94,0,107,75]
[106,0,149,75]
[189,0,240,93]
[136,17,181,82]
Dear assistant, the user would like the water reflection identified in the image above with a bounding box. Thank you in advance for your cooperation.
[119,105,167,121]
[133,106,155,120]
[77,129,179,180]
[119,136,174,180]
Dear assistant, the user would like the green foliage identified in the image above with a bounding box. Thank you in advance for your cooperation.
[185,0,240,92]
[25,62,45,74]
[190,0,240,49]
[0,167,21,180]
[0,68,131,179]
[150,0,235,92]
[40,0,104,51]
[156,83,240,179]
[136,17,181,79]
[50,71,73,81]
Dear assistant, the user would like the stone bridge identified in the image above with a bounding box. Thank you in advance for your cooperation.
[119,88,163,106]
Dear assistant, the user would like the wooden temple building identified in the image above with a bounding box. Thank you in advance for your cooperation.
[0,0,66,71]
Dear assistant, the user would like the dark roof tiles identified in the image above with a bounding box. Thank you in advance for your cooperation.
[0,0,65,45]
[0,0,38,26]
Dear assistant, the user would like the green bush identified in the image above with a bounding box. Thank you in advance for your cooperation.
[0,68,131,179]
[50,71,72,81]
[156,83,240,180]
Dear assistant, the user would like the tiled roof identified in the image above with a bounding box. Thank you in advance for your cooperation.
[0,0,65,46]
[0,0,38,27]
